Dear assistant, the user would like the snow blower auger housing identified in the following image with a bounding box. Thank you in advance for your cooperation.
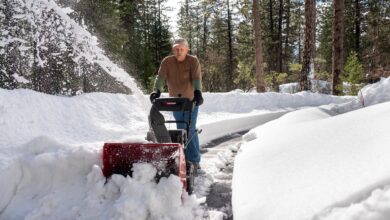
[102,97,196,194]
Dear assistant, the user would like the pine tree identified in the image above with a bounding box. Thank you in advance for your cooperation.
[235,0,256,91]
[364,0,390,81]
[342,51,364,95]
[0,0,28,90]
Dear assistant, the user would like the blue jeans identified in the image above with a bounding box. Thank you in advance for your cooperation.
[173,106,200,163]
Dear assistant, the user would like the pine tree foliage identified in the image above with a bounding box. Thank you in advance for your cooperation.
[1,0,29,89]
[318,0,390,88]
[2,0,390,94]
[71,0,172,91]
[342,50,364,95]
[235,0,256,91]
[175,0,389,93]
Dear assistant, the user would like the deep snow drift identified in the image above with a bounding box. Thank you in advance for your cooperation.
[233,77,390,220]
[0,85,353,219]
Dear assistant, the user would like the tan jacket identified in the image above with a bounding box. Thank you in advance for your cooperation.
[158,55,202,100]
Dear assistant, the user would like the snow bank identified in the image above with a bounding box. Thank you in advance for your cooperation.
[198,91,354,144]
[0,89,149,149]
[359,77,390,107]
[233,102,390,220]
[201,91,354,113]
[232,78,390,220]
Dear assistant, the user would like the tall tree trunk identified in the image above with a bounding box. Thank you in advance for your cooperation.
[227,0,234,91]
[202,3,208,60]
[156,0,161,64]
[310,0,316,76]
[269,0,276,72]
[278,0,283,73]
[194,4,201,58]
[185,0,192,49]
[202,3,209,86]
[354,0,361,53]
[332,0,345,95]
[300,0,315,91]
[368,1,380,73]
[253,0,266,92]
[298,3,303,64]
[284,0,290,74]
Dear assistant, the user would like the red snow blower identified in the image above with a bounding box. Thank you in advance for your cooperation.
[102,97,196,194]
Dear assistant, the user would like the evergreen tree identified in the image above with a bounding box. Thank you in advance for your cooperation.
[363,0,390,81]
[116,0,172,91]
[342,50,364,95]
[344,0,362,59]
[0,0,29,90]
[235,0,256,91]
[178,0,239,92]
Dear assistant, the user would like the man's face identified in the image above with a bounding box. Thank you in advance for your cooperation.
[173,45,189,62]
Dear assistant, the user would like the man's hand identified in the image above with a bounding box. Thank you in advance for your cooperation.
[193,90,204,106]
[150,90,161,103]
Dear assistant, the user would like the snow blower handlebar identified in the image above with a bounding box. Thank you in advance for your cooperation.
[152,97,194,112]
[152,97,195,135]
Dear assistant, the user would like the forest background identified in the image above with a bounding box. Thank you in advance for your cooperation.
[1,0,389,96]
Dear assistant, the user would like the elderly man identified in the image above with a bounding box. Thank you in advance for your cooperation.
[150,37,203,169]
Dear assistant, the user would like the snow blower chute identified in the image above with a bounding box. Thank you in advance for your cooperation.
[102,97,196,194]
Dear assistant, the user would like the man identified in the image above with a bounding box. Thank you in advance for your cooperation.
[150,37,203,169]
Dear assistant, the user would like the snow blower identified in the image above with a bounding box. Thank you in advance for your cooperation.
[102,97,196,194]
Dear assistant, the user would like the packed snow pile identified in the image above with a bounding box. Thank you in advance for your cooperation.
[232,77,390,220]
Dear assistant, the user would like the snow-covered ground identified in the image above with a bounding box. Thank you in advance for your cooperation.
[233,77,390,220]
[3,0,390,219]
[0,80,355,219]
